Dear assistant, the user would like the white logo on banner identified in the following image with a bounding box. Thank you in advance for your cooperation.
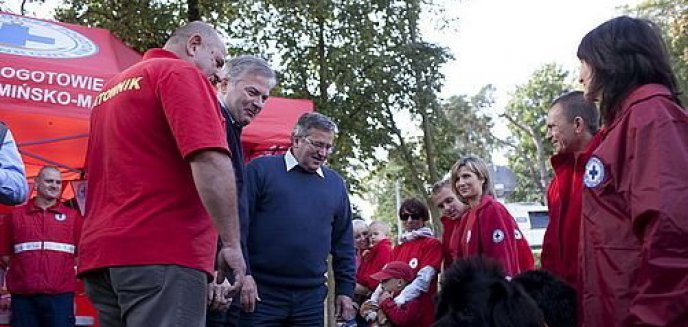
[0,13,98,58]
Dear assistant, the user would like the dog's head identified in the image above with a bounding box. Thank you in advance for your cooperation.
[433,257,546,327]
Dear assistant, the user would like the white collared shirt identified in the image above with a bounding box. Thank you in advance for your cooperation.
[284,149,324,178]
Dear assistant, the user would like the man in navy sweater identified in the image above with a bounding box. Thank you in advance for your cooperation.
[242,112,356,326]
[207,55,276,327]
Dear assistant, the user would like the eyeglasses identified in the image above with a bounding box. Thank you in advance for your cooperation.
[303,138,335,154]
[400,213,423,221]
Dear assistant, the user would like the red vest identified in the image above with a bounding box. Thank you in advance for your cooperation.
[0,200,82,294]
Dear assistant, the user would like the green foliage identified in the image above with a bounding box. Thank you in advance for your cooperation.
[629,0,688,103]
[503,64,572,202]
[367,86,498,227]
[54,0,240,52]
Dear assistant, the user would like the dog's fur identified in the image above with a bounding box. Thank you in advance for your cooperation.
[512,270,577,327]
[433,257,545,327]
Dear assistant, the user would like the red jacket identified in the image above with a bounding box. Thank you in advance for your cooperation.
[356,238,393,290]
[449,196,532,276]
[542,132,602,287]
[380,296,422,327]
[0,199,83,294]
[392,235,442,327]
[440,215,461,270]
[580,84,688,327]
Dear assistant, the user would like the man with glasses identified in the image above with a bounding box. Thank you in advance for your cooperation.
[242,112,356,326]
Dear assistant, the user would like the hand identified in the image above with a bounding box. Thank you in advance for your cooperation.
[355,283,370,295]
[240,275,260,312]
[216,246,246,299]
[379,290,392,303]
[335,295,355,321]
[207,271,232,311]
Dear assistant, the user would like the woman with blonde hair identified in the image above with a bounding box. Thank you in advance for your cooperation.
[447,156,533,276]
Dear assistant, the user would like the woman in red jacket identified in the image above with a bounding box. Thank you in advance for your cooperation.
[577,16,688,327]
[448,156,533,276]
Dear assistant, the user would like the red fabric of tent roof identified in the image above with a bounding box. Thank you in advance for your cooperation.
[242,97,314,162]
[0,11,141,181]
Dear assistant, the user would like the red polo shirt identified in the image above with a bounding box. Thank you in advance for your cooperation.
[78,49,229,277]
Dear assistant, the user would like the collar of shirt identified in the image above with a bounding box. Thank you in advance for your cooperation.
[217,95,243,129]
[26,198,65,214]
[284,149,324,178]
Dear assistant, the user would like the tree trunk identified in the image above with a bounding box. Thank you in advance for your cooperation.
[187,0,200,22]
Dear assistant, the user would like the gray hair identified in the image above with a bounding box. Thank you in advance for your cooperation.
[223,55,277,88]
[292,112,338,138]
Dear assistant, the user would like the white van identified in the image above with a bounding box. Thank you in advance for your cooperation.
[503,202,549,250]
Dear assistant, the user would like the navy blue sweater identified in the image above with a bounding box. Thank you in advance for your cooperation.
[246,155,355,297]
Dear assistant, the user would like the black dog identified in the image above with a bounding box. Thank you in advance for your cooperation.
[433,257,545,327]
[512,270,577,327]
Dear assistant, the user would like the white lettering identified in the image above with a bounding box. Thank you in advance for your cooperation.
[16,69,30,81]
[56,73,70,87]
[0,67,15,79]
[56,92,71,105]
[76,94,92,108]
[30,70,46,83]
[92,78,104,92]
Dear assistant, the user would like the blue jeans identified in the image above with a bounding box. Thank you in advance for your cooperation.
[239,284,327,327]
[10,293,75,327]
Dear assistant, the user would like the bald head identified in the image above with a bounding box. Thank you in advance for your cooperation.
[163,21,226,80]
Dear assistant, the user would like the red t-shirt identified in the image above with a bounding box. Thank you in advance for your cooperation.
[392,236,442,327]
[78,49,229,277]
[356,238,393,290]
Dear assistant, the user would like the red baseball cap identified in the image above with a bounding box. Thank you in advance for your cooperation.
[371,261,415,282]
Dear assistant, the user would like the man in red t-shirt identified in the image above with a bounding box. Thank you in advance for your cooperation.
[0,166,83,327]
[78,21,245,327]
[542,91,599,287]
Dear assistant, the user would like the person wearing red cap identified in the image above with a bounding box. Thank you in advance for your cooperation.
[360,261,422,327]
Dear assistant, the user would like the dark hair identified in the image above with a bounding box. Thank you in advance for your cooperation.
[551,91,599,134]
[398,197,430,222]
[577,16,681,124]
[434,257,546,327]
[512,270,577,327]
[292,112,338,138]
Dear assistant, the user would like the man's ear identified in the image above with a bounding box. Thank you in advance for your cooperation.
[185,33,202,56]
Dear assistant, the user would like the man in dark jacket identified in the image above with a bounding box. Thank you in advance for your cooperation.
[207,55,276,326]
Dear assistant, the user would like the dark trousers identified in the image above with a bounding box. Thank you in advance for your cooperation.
[239,284,327,327]
[206,298,240,327]
[10,293,74,327]
[82,265,207,327]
